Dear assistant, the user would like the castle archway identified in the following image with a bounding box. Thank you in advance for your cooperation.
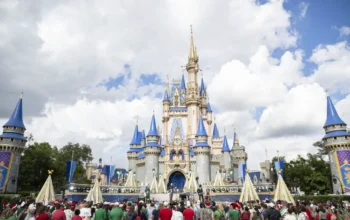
[167,171,186,189]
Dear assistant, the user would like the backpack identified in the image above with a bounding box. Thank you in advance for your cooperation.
[241,212,251,220]
[127,213,134,220]
[202,209,212,220]
[218,210,225,220]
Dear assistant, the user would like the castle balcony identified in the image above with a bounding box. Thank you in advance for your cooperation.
[167,160,186,169]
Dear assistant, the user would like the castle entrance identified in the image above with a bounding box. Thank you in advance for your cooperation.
[167,171,186,189]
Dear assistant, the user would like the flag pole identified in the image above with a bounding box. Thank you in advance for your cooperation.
[69,150,74,183]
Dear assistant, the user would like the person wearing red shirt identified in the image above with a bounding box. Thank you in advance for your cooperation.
[35,206,50,220]
[183,201,195,220]
[159,202,172,220]
[52,204,67,220]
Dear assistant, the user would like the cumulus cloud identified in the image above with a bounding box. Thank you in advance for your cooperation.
[1,0,349,169]
[339,26,350,37]
[309,42,350,94]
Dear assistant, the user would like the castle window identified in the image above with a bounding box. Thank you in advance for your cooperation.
[334,137,337,140]
[21,140,24,143]
[0,138,2,141]
[11,138,14,141]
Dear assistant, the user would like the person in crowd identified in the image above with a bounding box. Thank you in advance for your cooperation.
[132,204,147,220]
[213,203,225,220]
[228,203,240,220]
[109,202,124,220]
[200,201,213,220]
[152,203,162,220]
[159,202,172,220]
[72,209,83,220]
[147,203,155,220]
[35,205,50,220]
[193,201,201,220]
[240,207,251,220]
[94,203,107,220]
[183,201,194,220]
[64,204,74,220]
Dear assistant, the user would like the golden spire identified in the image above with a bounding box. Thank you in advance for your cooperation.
[188,25,198,63]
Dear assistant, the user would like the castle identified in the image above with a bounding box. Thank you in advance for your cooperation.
[322,94,350,194]
[125,28,272,189]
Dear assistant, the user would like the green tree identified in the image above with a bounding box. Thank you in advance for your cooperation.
[270,156,285,184]
[18,142,57,191]
[18,142,93,192]
[283,154,331,195]
[313,140,327,156]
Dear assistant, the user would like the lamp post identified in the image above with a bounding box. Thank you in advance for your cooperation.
[332,175,344,194]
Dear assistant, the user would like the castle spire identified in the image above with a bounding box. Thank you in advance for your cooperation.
[212,123,220,139]
[4,93,25,129]
[196,115,207,136]
[324,94,346,127]
[222,135,230,152]
[199,77,206,96]
[188,25,198,64]
[130,124,140,145]
[180,74,186,90]
[147,114,158,136]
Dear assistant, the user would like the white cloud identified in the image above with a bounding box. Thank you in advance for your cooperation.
[339,26,350,37]
[309,42,350,94]
[208,45,304,111]
[299,2,309,19]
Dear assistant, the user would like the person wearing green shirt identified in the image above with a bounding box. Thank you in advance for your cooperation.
[109,203,124,220]
[214,204,225,220]
[95,203,108,220]
[228,206,240,220]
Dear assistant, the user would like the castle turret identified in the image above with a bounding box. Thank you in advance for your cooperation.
[199,78,207,115]
[222,133,231,173]
[162,89,170,144]
[127,122,142,172]
[185,26,200,141]
[180,74,186,102]
[193,115,211,184]
[144,113,161,185]
[0,94,27,193]
[231,131,247,184]
[206,102,213,145]
[212,122,223,155]
[322,93,350,194]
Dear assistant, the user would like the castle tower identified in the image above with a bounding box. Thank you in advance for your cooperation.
[0,94,27,192]
[127,121,142,172]
[212,122,223,155]
[231,131,247,184]
[180,74,186,100]
[144,113,161,185]
[322,94,350,194]
[206,102,213,145]
[185,26,200,141]
[222,133,231,178]
[162,89,170,144]
[199,78,207,115]
[193,115,211,184]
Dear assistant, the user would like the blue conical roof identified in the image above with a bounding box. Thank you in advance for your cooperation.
[180,74,186,90]
[130,125,141,145]
[147,114,159,136]
[212,123,220,139]
[163,90,170,101]
[324,95,346,127]
[222,135,230,152]
[199,78,206,96]
[4,97,25,129]
[207,102,212,112]
[196,115,207,136]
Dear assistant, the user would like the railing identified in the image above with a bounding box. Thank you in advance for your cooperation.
[66,183,140,194]
[203,184,275,193]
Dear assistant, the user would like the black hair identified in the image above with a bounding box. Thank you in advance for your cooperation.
[75,209,80,215]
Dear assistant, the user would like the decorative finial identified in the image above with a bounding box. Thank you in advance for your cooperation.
[224,127,226,135]
[277,170,282,174]
[20,90,23,99]
[48,170,54,175]
[166,75,170,92]
[326,89,329,97]
[245,169,250,173]
[232,124,235,132]
[214,116,216,123]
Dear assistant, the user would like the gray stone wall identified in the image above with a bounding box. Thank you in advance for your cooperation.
[128,157,136,172]
[210,163,216,181]
[136,165,145,183]
[5,152,21,193]
[144,154,159,185]
[223,152,231,169]
[196,154,210,184]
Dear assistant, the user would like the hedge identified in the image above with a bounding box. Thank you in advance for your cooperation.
[294,195,350,203]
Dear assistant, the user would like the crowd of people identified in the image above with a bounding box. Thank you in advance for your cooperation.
[0,198,349,220]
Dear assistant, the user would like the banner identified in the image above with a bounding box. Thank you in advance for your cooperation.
[102,165,111,185]
[274,160,285,177]
[109,165,115,185]
[238,163,247,182]
[66,161,77,184]
[334,150,350,193]
[0,152,14,192]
